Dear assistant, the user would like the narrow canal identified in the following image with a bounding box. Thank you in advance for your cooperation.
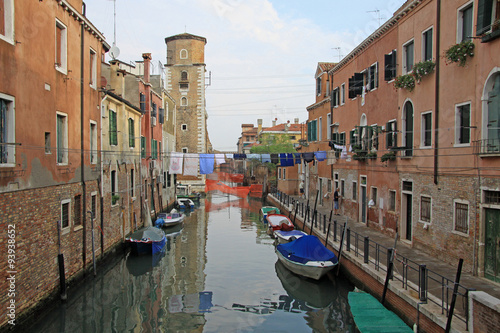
[24,194,359,332]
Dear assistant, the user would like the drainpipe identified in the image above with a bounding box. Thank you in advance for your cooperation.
[80,5,87,268]
[433,0,441,185]
[100,94,108,254]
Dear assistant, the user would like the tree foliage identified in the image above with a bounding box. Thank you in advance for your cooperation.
[249,134,296,154]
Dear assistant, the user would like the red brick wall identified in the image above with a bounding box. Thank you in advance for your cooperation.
[472,298,500,333]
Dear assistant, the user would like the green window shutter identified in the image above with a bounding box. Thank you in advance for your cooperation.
[109,110,117,146]
[128,118,135,147]
[141,136,145,158]
[476,0,493,36]
[307,122,311,141]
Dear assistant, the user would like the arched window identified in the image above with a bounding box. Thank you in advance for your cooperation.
[181,71,188,81]
[482,71,500,153]
[180,49,188,59]
[403,101,414,157]
[181,97,188,106]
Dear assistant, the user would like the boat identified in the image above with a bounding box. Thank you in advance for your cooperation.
[275,235,338,280]
[348,291,413,333]
[265,214,294,232]
[177,198,195,210]
[176,184,201,204]
[260,206,280,222]
[125,226,166,255]
[155,210,185,228]
[273,229,308,244]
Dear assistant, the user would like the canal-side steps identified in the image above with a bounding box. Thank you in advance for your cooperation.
[267,193,500,333]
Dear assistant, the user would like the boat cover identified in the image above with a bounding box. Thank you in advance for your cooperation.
[126,227,166,255]
[277,235,338,265]
[275,230,306,238]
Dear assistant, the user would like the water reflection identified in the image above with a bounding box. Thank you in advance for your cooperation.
[24,194,357,333]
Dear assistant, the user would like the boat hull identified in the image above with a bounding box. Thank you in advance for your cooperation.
[276,249,336,280]
[265,214,294,232]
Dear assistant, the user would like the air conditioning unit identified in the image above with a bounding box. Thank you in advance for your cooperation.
[150,160,156,170]
[151,117,157,126]
[158,174,164,184]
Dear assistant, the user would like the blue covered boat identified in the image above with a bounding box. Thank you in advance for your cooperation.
[155,210,185,228]
[276,235,338,280]
[125,226,166,255]
[273,229,307,244]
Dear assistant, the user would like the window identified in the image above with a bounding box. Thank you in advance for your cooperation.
[181,71,188,81]
[151,103,157,118]
[334,172,339,190]
[485,190,500,204]
[327,114,332,140]
[278,168,282,179]
[55,20,67,73]
[159,108,164,124]
[128,118,135,148]
[368,63,378,91]
[454,201,469,234]
[182,147,188,153]
[422,28,433,62]
[0,0,14,44]
[145,180,148,200]
[0,95,15,165]
[348,73,363,98]
[130,169,135,197]
[456,103,470,145]
[167,171,171,187]
[340,83,346,105]
[152,139,158,159]
[90,121,97,164]
[180,49,188,59]
[45,132,51,154]
[386,120,398,149]
[111,170,117,198]
[181,97,187,106]
[458,3,473,42]
[283,168,286,180]
[140,136,145,158]
[352,181,357,201]
[371,187,378,207]
[340,180,345,197]
[180,83,189,90]
[389,190,396,211]
[403,40,414,74]
[420,196,431,223]
[61,199,70,229]
[318,117,322,141]
[485,73,500,152]
[476,0,499,36]
[328,179,332,193]
[109,110,117,146]
[91,192,97,220]
[384,50,397,81]
[316,77,322,95]
[307,119,318,141]
[403,101,414,157]
[140,93,146,112]
[421,112,432,147]
[74,195,82,227]
[89,48,97,88]
[182,124,187,131]
[332,87,340,107]
[56,112,68,164]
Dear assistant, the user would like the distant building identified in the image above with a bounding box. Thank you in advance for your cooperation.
[165,33,210,192]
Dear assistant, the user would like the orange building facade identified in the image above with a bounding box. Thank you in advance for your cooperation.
[299,0,500,281]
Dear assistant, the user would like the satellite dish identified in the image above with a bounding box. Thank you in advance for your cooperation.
[109,45,120,60]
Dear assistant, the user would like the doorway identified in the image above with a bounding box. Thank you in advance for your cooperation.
[401,181,413,241]
[360,176,367,223]
[485,208,500,283]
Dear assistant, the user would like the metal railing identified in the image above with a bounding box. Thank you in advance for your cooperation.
[271,190,471,329]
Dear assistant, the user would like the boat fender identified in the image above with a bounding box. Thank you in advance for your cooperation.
[290,236,297,241]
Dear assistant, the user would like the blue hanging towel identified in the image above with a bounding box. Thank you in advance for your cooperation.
[199,154,215,174]
[287,153,295,166]
[302,152,314,163]
[314,151,327,161]
[261,154,271,163]
[294,153,302,164]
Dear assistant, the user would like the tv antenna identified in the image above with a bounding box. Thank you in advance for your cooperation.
[109,0,120,60]
[332,47,343,62]
[367,9,385,27]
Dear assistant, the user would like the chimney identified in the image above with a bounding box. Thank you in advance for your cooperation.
[272,118,277,127]
[257,119,262,133]
[109,60,125,97]
[294,118,299,124]
[142,53,152,83]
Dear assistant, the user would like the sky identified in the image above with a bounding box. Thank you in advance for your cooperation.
[84,0,407,151]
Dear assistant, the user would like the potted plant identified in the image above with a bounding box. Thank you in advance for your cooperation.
[394,74,416,92]
[412,60,435,82]
[112,194,120,205]
[381,151,396,162]
[366,151,377,159]
[444,40,475,67]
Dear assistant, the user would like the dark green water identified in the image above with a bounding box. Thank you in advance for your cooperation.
[25,194,358,332]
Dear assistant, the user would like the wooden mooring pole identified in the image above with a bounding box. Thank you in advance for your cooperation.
[382,232,398,305]
[336,218,348,276]
[445,258,464,333]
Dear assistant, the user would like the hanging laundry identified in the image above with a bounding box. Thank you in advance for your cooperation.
[261,154,271,163]
[314,151,327,161]
[199,154,215,174]
[234,153,246,160]
[225,153,234,160]
[183,153,199,176]
[215,153,226,165]
[169,152,183,174]
[270,154,279,164]
[279,153,288,166]
[327,150,336,165]
[247,154,261,161]
[287,153,295,166]
[302,152,315,163]
[293,153,301,164]
[341,146,348,159]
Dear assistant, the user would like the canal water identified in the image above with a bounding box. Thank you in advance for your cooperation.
[25,194,359,332]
